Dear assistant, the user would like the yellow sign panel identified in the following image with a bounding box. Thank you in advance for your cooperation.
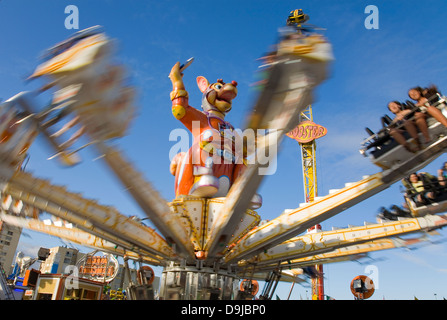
[286,121,327,143]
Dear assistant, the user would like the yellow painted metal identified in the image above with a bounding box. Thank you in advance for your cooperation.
[96,143,196,260]
[224,172,387,263]
[28,30,136,164]
[297,105,321,298]
[30,32,112,79]
[246,270,308,284]
[207,198,260,255]
[204,55,330,258]
[4,170,176,260]
[299,105,318,203]
[5,26,447,297]
[168,197,260,255]
[3,186,165,262]
[169,196,207,251]
[272,236,426,271]
[0,212,160,265]
[225,134,447,263]
[245,214,447,266]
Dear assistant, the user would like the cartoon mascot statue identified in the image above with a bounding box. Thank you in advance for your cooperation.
[168,61,261,209]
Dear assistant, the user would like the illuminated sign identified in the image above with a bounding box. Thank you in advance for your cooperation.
[77,252,119,282]
[79,256,116,278]
[286,121,327,143]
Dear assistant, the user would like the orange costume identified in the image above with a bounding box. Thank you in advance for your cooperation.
[169,62,247,199]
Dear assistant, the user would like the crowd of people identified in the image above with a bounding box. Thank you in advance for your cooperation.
[383,85,447,153]
[378,162,447,221]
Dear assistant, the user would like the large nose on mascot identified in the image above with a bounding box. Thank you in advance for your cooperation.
[197,77,238,114]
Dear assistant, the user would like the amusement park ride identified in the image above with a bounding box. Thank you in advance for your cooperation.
[1,9,447,300]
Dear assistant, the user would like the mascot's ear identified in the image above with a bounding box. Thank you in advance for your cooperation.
[196,76,210,93]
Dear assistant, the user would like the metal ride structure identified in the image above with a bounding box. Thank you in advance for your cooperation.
[300,107,324,301]
[286,104,327,300]
[1,10,447,300]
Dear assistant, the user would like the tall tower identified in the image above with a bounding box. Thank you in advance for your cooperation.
[299,106,318,203]
[286,104,327,300]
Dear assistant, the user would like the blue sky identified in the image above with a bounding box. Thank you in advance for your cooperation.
[1,0,447,300]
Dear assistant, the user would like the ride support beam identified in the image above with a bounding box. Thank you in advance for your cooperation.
[0,169,176,261]
[225,134,447,264]
[238,214,447,268]
[254,236,429,272]
[96,142,196,261]
[3,186,165,263]
[0,212,161,265]
[225,172,387,263]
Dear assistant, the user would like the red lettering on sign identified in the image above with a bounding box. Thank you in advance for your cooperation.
[286,121,327,143]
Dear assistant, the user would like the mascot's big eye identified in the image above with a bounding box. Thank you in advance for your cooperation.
[214,84,222,90]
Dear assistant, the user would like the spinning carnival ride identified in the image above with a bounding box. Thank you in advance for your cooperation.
[1,12,447,300]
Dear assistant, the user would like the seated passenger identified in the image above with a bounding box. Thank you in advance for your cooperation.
[378,204,412,221]
[404,172,436,206]
[408,86,447,128]
[437,161,447,187]
[387,101,430,152]
[390,204,412,218]
[378,206,398,221]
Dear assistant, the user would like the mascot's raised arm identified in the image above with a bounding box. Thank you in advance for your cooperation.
[168,61,261,209]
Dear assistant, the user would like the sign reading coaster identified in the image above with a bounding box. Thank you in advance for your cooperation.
[286,120,327,143]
